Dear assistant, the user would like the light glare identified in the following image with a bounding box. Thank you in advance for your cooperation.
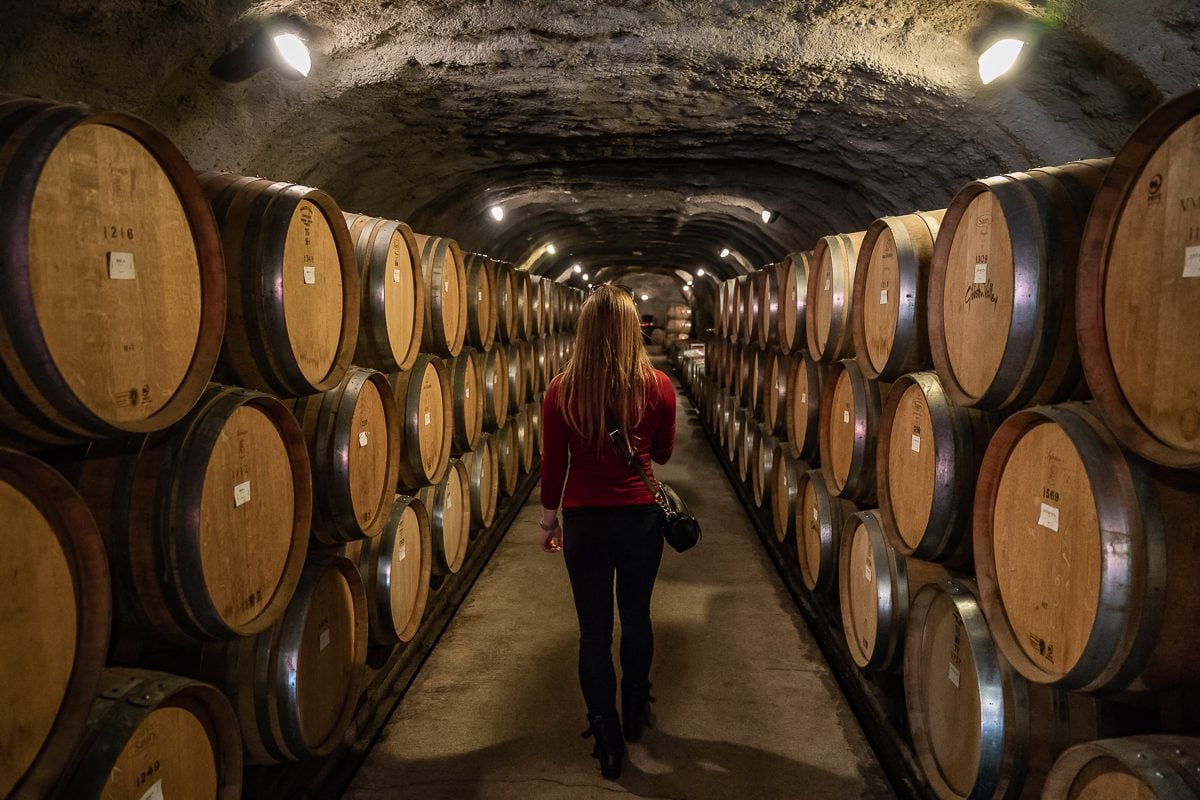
[573,264,582,273]
[581,273,589,281]
[761,209,772,223]
[490,206,504,221]
[696,268,705,276]
[547,243,557,255]
[719,248,730,258]
[640,294,649,301]
[273,34,311,77]
[978,38,1025,85]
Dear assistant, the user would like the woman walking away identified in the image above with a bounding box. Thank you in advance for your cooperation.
[539,285,676,780]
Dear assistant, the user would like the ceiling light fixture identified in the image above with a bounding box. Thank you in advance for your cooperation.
[640,294,650,301]
[211,21,314,82]
[573,264,582,273]
[546,244,557,255]
[696,268,706,276]
[581,273,590,281]
[490,206,504,221]
[978,38,1025,84]
[719,248,730,258]
[761,209,779,224]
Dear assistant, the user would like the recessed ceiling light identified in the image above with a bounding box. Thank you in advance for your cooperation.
[719,248,730,258]
[573,264,582,273]
[546,244,557,255]
[490,206,504,221]
[978,38,1025,84]
[696,268,706,276]
[582,273,589,281]
[640,294,649,301]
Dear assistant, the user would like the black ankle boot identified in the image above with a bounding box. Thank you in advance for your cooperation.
[622,681,654,742]
[582,712,624,779]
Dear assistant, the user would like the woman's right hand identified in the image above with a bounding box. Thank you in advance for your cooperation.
[540,519,562,553]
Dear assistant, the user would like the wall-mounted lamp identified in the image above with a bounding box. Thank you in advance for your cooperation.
[212,21,314,82]
[978,38,1026,84]
[761,209,779,224]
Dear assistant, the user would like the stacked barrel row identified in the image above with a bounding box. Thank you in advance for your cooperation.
[692,89,1200,800]
[0,94,582,800]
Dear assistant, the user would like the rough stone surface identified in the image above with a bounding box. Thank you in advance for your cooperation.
[3,1,1198,312]
[343,367,894,799]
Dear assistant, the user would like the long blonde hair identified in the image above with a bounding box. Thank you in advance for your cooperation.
[556,285,656,452]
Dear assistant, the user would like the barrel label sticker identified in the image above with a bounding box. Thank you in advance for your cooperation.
[443,280,450,293]
[477,291,483,302]
[879,289,888,305]
[801,392,807,404]
[947,662,961,689]
[842,409,850,424]
[911,434,921,453]
[824,278,830,291]
[234,480,252,507]
[108,251,136,280]
[1038,502,1060,532]
[424,412,431,426]
[319,624,331,651]
[446,494,452,509]
[466,386,471,398]
[138,779,165,800]
[973,256,988,284]
[394,268,402,283]
[359,431,369,447]
[864,560,872,583]
[397,543,406,562]
[304,265,317,284]
[1184,245,1200,278]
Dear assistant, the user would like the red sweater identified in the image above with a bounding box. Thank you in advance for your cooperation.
[540,369,676,509]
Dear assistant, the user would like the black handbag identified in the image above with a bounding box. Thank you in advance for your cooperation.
[608,430,701,553]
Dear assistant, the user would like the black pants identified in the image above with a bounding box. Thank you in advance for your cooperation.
[562,504,664,718]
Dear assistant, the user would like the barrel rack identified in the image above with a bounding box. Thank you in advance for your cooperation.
[679,371,936,800]
[242,465,541,800]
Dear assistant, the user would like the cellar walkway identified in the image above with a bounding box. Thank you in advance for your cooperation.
[344,366,892,800]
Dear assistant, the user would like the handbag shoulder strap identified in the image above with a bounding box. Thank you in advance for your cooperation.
[607,429,667,508]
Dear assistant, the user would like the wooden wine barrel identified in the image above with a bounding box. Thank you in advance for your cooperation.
[851,210,944,381]
[666,304,692,320]
[731,274,749,343]
[796,469,857,592]
[741,269,761,344]
[0,101,226,447]
[807,231,867,363]
[515,405,536,474]
[748,346,771,418]
[837,509,949,672]
[928,160,1111,410]
[56,669,241,800]
[665,319,692,334]
[778,251,812,354]
[905,579,1130,800]
[286,367,400,545]
[770,444,802,544]
[481,345,510,429]
[784,350,828,462]
[415,459,471,575]
[1077,90,1200,468]
[0,448,110,800]
[463,253,498,351]
[716,280,730,338]
[343,213,424,372]
[462,433,500,530]
[201,172,359,397]
[732,407,752,474]
[532,336,552,391]
[202,556,366,764]
[973,403,1200,694]
[350,494,431,645]
[1043,735,1200,799]
[750,422,776,508]
[530,393,544,457]
[69,385,311,645]
[818,359,891,504]
[505,342,528,412]
[495,421,521,496]
[762,351,792,436]
[513,270,533,340]
[494,262,519,344]
[446,348,484,454]
[753,262,780,349]
[528,275,546,337]
[388,354,452,489]
[412,233,468,357]
[877,371,996,568]
[519,339,538,398]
